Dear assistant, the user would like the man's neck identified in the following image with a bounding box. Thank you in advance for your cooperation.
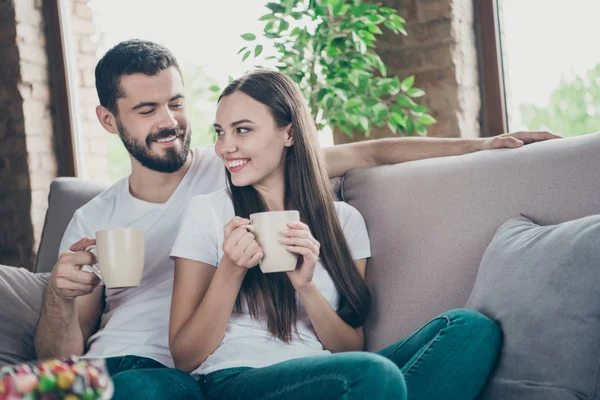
[128,152,193,204]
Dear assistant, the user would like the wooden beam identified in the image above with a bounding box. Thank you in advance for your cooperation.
[42,0,77,177]
[477,0,508,137]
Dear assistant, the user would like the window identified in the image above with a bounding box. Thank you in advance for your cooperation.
[491,0,600,137]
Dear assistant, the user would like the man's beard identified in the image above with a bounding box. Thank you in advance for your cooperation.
[116,119,191,173]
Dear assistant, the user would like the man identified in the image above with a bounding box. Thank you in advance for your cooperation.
[34,39,559,399]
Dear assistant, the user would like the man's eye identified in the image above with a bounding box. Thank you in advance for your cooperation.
[140,109,154,115]
[170,103,183,109]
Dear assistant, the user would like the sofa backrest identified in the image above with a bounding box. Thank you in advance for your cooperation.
[34,177,343,274]
[343,132,600,352]
[35,178,108,273]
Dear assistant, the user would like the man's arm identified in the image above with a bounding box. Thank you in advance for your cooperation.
[322,131,562,178]
[35,238,103,359]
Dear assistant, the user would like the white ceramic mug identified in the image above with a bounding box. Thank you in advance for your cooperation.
[85,228,145,289]
[247,211,300,273]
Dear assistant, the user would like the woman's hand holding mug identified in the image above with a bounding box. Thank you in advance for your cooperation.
[222,217,264,270]
[282,221,320,292]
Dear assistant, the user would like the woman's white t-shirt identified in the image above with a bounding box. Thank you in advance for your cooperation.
[170,189,371,376]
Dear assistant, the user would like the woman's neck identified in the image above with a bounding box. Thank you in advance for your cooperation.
[253,175,286,211]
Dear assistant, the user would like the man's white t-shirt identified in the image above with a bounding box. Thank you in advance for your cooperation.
[170,189,371,376]
[59,147,225,368]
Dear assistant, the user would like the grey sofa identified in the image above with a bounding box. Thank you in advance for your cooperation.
[2,132,599,398]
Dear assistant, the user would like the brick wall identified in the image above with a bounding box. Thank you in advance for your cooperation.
[71,0,109,183]
[335,0,481,143]
[0,0,57,269]
[0,0,107,269]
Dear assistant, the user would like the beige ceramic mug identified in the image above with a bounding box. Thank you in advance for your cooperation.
[84,228,145,289]
[247,211,300,273]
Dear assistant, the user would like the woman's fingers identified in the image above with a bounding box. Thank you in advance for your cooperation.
[282,237,319,256]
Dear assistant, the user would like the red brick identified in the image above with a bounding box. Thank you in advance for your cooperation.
[17,41,47,65]
[78,53,99,70]
[414,67,457,88]
[417,0,452,22]
[380,0,418,22]
[422,43,453,68]
[381,48,423,73]
[427,117,459,137]
[0,25,17,46]
[16,23,42,44]
[14,3,42,26]
[22,100,50,120]
[23,112,52,136]
[71,17,96,35]
[409,19,452,45]
[73,2,93,19]
[20,61,48,84]
[78,36,97,55]
[26,134,55,157]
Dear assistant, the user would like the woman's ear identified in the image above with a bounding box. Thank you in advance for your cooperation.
[284,124,294,147]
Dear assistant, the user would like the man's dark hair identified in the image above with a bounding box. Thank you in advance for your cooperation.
[95,39,181,114]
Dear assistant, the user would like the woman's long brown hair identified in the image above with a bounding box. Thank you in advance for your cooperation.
[219,70,371,342]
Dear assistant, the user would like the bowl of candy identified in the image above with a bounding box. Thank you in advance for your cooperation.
[0,356,113,400]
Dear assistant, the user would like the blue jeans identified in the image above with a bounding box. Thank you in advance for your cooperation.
[200,309,502,400]
[105,355,204,400]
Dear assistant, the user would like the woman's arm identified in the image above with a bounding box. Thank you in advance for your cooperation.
[297,259,367,353]
[169,216,263,373]
[169,256,246,372]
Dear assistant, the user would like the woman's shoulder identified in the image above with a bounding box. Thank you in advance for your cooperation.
[333,201,365,226]
[186,189,233,221]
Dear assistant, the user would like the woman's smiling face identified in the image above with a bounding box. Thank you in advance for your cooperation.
[214,91,293,188]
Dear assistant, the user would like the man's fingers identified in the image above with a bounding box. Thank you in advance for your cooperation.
[55,283,97,297]
[59,267,99,286]
[70,237,96,252]
[66,250,97,267]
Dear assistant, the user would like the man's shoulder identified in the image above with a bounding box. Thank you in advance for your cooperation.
[73,178,126,221]
[188,188,229,208]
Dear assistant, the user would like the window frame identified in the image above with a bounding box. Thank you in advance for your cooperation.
[477,0,508,137]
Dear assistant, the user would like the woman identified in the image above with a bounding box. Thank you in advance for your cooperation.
[169,70,501,399]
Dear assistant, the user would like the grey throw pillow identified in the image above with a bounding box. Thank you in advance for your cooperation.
[466,215,600,400]
[0,265,50,367]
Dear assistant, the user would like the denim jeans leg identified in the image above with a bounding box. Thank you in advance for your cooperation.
[376,308,502,400]
[203,352,406,400]
[102,355,203,400]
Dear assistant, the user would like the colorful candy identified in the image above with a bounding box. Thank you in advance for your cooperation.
[0,357,112,400]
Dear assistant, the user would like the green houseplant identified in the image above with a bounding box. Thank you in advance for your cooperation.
[231,0,436,138]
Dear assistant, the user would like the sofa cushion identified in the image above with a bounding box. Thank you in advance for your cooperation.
[466,215,600,399]
[0,265,50,367]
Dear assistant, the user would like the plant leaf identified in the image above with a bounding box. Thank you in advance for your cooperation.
[401,75,415,91]
[255,45,264,57]
[418,115,437,125]
[241,33,257,41]
[407,88,425,97]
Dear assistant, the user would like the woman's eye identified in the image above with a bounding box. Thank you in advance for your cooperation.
[237,127,250,134]
[215,129,224,137]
